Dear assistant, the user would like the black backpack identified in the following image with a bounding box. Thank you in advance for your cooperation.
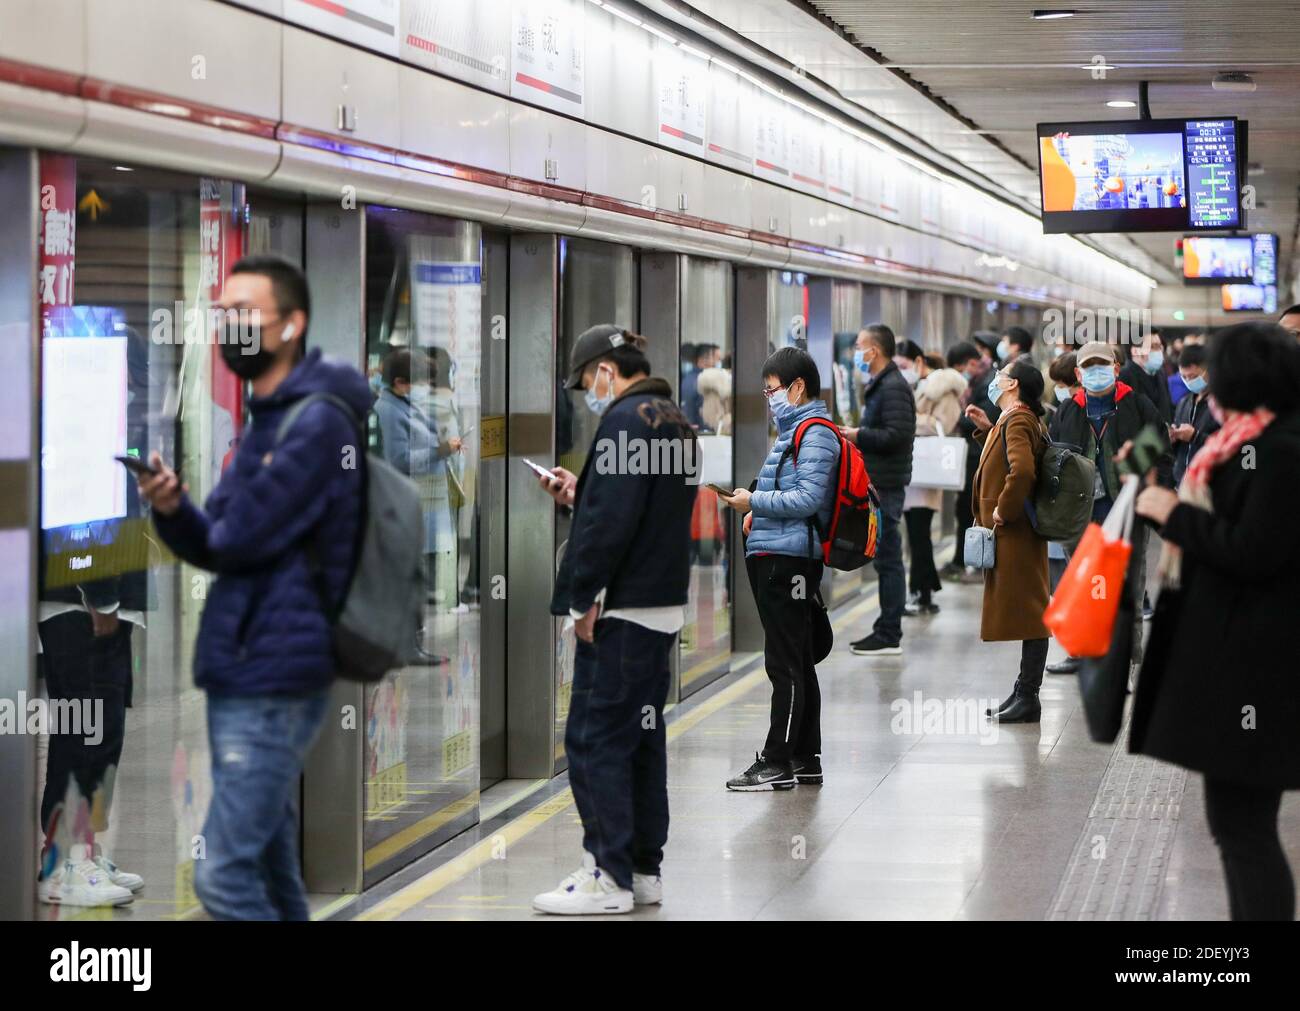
[1002,427,1095,546]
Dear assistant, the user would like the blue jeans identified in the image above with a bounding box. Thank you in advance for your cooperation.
[565,618,674,890]
[871,486,906,644]
[195,690,329,920]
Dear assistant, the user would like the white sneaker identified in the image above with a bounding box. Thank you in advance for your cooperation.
[533,853,633,916]
[91,843,144,893]
[38,845,134,907]
[632,872,662,905]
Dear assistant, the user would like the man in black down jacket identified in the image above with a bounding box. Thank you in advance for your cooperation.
[1119,329,1174,424]
[1046,340,1172,674]
[533,324,696,916]
[839,323,915,656]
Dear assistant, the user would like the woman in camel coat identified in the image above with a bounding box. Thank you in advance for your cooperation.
[965,358,1050,723]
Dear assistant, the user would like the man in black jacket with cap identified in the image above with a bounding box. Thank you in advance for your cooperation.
[839,323,915,657]
[531,324,696,916]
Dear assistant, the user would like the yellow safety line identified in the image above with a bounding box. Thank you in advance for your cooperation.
[355,582,885,921]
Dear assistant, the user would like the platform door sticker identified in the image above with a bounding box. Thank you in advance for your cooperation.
[511,0,584,115]
[366,675,410,818]
[442,638,477,778]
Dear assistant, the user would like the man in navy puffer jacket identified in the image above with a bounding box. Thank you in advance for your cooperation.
[720,347,839,792]
[137,256,371,920]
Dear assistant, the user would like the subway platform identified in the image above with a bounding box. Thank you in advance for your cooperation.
[344,573,1300,922]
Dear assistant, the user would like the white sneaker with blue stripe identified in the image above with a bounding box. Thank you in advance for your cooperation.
[533,852,634,915]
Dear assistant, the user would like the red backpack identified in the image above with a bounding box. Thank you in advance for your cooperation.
[777,416,882,570]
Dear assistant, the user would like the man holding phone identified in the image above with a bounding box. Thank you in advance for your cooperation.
[532,324,696,915]
[134,255,372,920]
[1047,340,1172,673]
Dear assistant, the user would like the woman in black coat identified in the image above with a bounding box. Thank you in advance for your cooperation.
[1130,321,1300,920]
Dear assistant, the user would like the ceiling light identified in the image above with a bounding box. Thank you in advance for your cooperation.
[1106,100,1137,108]
[1033,9,1076,18]
[1212,71,1256,93]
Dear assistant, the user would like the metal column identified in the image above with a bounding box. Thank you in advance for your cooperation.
[506,234,561,778]
[731,267,773,654]
[0,146,38,921]
[300,203,365,894]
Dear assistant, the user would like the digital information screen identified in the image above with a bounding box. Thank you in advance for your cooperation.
[1222,283,1277,313]
[1038,117,1242,234]
[41,306,130,530]
[1184,120,1240,228]
[1181,235,1253,284]
[1252,233,1278,287]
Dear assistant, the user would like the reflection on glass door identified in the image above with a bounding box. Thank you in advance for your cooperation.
[362,207,481,881]
[554,237,638,762]
[678,258,734,694]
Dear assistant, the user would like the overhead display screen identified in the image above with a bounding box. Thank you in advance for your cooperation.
[1221,283,1277,313]
[1182,235,1254,284]
[1037,117,1242,234]
[1252,232,1278,286]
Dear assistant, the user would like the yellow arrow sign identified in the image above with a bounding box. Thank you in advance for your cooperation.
[78,189,109,221]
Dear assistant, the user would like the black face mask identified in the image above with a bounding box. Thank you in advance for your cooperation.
[220,318,278,380]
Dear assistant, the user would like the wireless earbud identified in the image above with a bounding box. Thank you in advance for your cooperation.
[281,323,297,341]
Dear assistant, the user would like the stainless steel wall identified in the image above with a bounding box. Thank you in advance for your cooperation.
[0,146,38,921]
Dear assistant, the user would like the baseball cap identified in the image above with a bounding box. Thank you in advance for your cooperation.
[1076,341,1117,367]
[565,323,633,389]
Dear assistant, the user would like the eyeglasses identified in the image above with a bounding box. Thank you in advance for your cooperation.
[761,384,786,399]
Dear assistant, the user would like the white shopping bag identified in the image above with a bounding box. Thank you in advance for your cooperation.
[909,421,967,491]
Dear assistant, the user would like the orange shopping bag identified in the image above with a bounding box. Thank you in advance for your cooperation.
[1042,475,1139,658]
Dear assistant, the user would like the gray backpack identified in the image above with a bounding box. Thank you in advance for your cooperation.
[276,392,425,682]
[1004,429,1096,546]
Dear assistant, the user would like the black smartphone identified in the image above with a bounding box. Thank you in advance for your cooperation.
[1117,424,1165,478]
[114,454,159,478]
[705,482,733,497]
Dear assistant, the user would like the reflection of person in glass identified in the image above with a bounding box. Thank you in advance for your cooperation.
[374,348,463,613]
[136,256,372,920]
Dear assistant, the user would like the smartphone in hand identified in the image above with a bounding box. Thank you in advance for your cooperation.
[114,454,159,478]
[1117,424,1165,478]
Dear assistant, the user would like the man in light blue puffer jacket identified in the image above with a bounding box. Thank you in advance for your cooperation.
[719,347,839,791]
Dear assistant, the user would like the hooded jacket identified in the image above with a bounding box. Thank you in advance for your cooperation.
[550,377,697,616]
[152,349,373,696]
[1048,380,1173,497]
[745,398,839,558]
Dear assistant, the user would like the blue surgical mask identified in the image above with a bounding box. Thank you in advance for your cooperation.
[584,365,615,416]
[1081,365,1115,394]
[853,349,869,374]
[1055,385,1071,403]
[1184,374,1207,395]
[987,373,1004,401]
[1143,350,1164,374]
[996,340,1010,362]
[767,388,793,421]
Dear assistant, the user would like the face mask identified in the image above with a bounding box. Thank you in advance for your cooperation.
[1184,374,1207,395]
[1081,365,1115,394]
[853,349,870,374]
[584,365,615,416]
[899,367,919,387]
[1143,350,1164,374]
[987,373,1004,401]
[368,372,383,394]
[767,388,794,421]
[955,371,970,388]
[220,319,295,380]
[1055,385,1071,403]
[996,340,1010,362]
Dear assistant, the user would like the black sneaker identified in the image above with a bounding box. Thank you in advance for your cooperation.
[850,634,902,656]
[793,755,823,785]
[903,601,940,617]
[726,753,796,792]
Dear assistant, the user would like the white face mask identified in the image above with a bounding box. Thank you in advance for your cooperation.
[899,367,919,387]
